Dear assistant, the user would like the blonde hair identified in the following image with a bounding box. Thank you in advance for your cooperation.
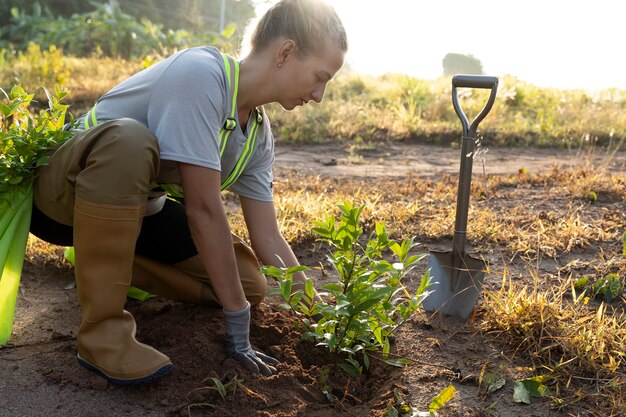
[242,0,347,57]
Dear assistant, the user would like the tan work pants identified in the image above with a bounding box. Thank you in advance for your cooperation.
[34,118,267,305]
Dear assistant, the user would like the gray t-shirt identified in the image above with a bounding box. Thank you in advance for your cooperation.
[77,46,274,201]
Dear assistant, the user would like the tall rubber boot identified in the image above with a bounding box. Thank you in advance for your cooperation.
[174,236,268,306]
[74,198,172,385]
[132,255,216,306]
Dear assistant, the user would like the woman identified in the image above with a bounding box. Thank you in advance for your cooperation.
[30,0,347,384]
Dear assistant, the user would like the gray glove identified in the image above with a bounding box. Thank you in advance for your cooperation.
[224,301,279,376]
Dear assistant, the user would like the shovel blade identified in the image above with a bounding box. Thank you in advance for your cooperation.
[423,250,486,319]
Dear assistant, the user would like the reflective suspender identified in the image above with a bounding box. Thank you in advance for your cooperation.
[81,52,262,197]
[218,53,263,191]
[83,106,98,129]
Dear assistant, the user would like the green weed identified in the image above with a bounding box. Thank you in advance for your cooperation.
[383,384,456,417]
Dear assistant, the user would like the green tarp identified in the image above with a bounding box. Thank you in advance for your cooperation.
[0,184,33,345]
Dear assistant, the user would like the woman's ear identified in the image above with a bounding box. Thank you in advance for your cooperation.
[276,39,297,67]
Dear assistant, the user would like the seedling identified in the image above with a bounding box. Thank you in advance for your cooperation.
[574,274,624,302]
[1,84,71,345]
[383,385,456,417]
[478,363,506,395]
[264,201,431,374]
[512,376,550,404]
[187,375,265,414]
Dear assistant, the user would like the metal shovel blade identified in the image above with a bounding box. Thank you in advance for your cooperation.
[423,250,486,319]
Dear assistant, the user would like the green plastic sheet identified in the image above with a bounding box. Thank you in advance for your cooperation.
[0,184,33,345]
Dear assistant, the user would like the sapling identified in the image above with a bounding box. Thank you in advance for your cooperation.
[264,201,431,374]
[1,84,72,345]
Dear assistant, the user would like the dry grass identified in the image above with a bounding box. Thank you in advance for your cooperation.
[226,165,625,265]
[478,272,626,414]
[23,146,626,414]
[4,47,625,148]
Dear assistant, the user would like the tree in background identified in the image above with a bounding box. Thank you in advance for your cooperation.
[442,53,483,76]
[0,0,256,57]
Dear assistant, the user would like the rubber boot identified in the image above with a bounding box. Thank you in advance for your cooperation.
[74,198,173,385]
[174,236,268,306]
[132,255,216,305]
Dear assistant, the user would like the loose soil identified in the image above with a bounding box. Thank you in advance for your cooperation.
[1,142,625,417]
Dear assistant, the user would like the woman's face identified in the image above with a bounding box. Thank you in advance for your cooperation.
[277,42,345,111]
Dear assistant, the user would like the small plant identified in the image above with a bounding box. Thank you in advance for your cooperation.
[574,274,624,302]
[512,376,551,404]
[384,385,456,417]
[583,190,597,202]
[187,375,266,414]
[264,201,431,375]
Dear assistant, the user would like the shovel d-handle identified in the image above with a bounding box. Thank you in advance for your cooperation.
[452,75,498,137]
[451,75,498,268]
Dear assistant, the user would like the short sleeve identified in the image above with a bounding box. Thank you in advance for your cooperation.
[147,48,227,171]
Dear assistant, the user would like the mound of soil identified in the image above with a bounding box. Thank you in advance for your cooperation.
[2,254,409,417]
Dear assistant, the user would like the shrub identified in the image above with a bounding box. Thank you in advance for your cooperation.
[264,201,431,377]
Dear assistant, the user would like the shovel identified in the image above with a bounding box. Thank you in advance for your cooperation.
[422,74,498,319]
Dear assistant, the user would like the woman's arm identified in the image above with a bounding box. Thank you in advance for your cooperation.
[179,163,247,312]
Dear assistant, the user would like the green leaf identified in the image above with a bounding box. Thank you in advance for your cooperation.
[372,326,383,345]
[322,332,336,351]
[482,373,506,394]
[428,384,456,412]
[321,283,343,294]
[513,381,531,404]
[260,265,285,279]
[573,276,589,290]
[513,377,550,404]
[305,278,315,299]
[35,156,50,168]
[286,265,310,275]
[389,241,402,257]
[209,377,227,400]
[354,297,384,314]
[281,279,292,301]
[339,357,362,378]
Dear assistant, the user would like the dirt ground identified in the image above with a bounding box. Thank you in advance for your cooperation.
[1,142,625,417]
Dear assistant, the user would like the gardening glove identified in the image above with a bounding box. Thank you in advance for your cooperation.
[224,301,279,376]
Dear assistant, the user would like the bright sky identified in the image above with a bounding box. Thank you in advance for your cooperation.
[256,0,626,91]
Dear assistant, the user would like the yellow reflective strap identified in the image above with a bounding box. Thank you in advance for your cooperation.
[233,122,259,179]
[232,59,239,119]
[158,54,260,197]
[219,53,239,156]
[221,53,232,89]
[90,106,97,127]
[220,113,260,190]
[219,129,231,157]
[83,105,98,129]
